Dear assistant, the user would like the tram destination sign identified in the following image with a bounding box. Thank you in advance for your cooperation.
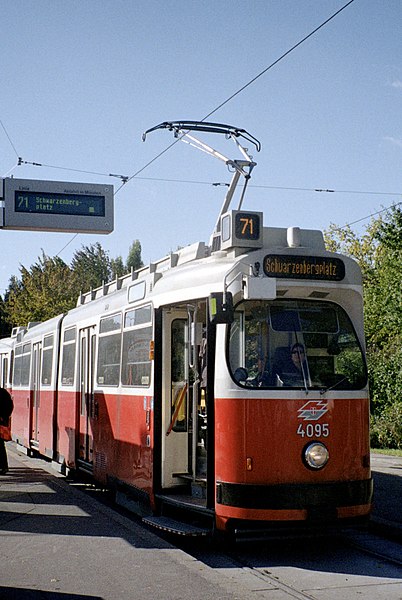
[263,254,345,281]
[1,177,114,233]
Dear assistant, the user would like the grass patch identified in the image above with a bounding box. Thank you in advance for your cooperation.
[371,448,402,457]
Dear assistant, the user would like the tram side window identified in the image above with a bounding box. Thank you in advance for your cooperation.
[97,313,122,386]
[41,334,54,385]
[9,351,13,387]
[13,346,23,386]
[21,343,31,386]
[228,299,367,390]
[0,356,8,388]
[13,344,31,387]
[121,306,152,387]
[61,328,76,386]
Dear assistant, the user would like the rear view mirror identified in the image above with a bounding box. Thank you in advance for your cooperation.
[208,292,234,324]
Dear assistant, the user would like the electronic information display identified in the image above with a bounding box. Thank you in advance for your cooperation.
[15,190,105,217]
[234,211,261,241]
[263,254,345,281]
[1,178,113,233]
[221,210,263,250]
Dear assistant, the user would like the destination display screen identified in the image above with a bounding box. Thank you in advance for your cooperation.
[263,254,345,281]
[3,177,113,233]
[14,190,106,217]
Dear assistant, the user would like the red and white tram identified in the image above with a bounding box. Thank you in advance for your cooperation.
[6,123,372,539]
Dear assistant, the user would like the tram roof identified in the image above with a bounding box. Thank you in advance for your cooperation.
[68,225,361,318]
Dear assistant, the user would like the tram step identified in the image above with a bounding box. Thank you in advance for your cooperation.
[172,472,207,483]
[171,473,207,499]
[191,481,206,499]
[143,516,211,537]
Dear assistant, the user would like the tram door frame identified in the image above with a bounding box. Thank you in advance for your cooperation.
[78,326,96,468]
[0,355,8,388]
[160,304,208,490]
[30,341,42,448]
[161,309,189,488]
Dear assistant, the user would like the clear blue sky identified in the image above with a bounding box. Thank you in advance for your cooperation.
[1,0,401,296]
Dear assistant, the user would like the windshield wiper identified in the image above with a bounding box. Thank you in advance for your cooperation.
[320,377,349,395]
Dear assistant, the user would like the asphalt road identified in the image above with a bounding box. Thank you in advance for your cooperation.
[371,452,402,535]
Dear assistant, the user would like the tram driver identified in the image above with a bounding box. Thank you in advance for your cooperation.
[273,343,309,387]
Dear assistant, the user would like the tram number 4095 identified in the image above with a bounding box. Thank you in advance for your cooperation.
[297,423,330,438]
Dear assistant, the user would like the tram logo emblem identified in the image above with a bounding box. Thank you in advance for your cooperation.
[298,400,328,421]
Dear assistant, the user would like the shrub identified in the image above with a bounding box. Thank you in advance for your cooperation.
[370,401,402,450]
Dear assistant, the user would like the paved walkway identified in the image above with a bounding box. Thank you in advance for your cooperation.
[0,445,248,600]
[0,445,400,599]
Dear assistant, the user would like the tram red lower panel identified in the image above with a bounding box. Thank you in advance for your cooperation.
[57,390,79,468]
[214,395,372,528]
[11,388,30,448]
[56,389,153,496]
[92,391,153,494]
[35,389,56,458]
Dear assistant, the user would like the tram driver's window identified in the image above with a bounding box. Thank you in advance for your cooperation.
[229,303,272,387]
[228,300,367,390]
[269,302,367,389]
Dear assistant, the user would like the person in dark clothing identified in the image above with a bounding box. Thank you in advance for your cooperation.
[289,343,307,374]
[0,387,13,474]
[274,343,309,386]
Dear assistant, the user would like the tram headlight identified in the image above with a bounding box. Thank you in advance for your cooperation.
[303,442,329,469]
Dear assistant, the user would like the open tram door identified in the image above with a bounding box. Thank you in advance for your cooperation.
[77,325,96,471]
[158,300,213,508]
[30,341,42,451]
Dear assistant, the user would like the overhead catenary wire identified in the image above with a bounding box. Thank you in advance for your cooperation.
[0,119,19,159]
[330,201,402,233]
[111,176,402,229]
[201,0,356,121]
[120,0,356,186]
[0,0,371,266]
[17,158,130,183]
[1,0,357,192]
[112,176,402,198]
[3,113,399,234]
[1,122,400,239]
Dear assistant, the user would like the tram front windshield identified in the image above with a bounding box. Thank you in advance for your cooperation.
[228,300,367,390]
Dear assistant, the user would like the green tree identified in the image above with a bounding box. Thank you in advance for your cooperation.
[126,239,144,272]
[0,295,11,338]
[354,208,402,349]
[110,256,125,279]
[71,242,112,293]
[376,205,402,249]
[4,252,76,326]
[324,219,381,279]
[325,208,402,448]
[2,240,145,328]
